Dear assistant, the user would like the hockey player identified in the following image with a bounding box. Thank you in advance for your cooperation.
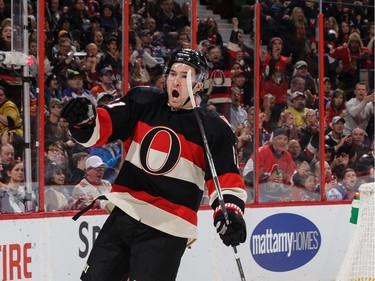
[61,49,247,281]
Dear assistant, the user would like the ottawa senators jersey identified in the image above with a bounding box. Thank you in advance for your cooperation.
[71,86,247,240]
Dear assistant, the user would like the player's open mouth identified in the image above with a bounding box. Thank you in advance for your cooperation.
[172,90,180,98]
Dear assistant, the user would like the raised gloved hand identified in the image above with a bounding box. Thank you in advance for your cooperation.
[61,98,96,129]
[213,203,246,247]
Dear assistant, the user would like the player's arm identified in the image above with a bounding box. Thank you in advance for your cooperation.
[203,111,247,247]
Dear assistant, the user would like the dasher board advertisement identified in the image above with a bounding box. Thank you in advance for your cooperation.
[0,204,351,281]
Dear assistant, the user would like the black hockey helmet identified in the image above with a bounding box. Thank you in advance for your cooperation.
[163,49,208,83]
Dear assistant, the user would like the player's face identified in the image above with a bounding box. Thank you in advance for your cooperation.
[166,63,197,109]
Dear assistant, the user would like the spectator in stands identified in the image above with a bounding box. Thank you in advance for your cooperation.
[143,17,157,34]
[197,17,223,47]
[45,0,63,32]
[362,21,374,47]
[98,36,122,80]
[236,107,269,171]
[54,13,73,38]
[288,139,304,167]
[44,161,71,211]
[314,160,349,200]
[82,54,99,90]
[176,1,190,31]
[128,38,159,87]
[44,74,62,108]
[326,16,339,36]
[44,140,71,180]
[83,16,102,49]
[243,128,298,202]
[229,85,247,130]
[311,77,333,111]
[323,144,336,165]
[51,38,82,90]
[290,172,320,202]
[50,30,73,59]
[85,42,100,58]
[299,108,319,151]
[337,21,351,46]
[171,32,191,53]
[29,38,37,58]
[62,70,96,106]
[72,155,111,210]
[325,88,346,126]
[69,0,91,34]
[340,168,360,200]
[100,3,119,36]
[328,32,373,98]
[53,28,76,56]
[276,110,299,141]
[334,128,369,176]
[139,28,155,50]
[343,82,374,136]
[260,0,282,44]
[0,142,15,182]
[230,69,247,108]
[204,45,231,119]
[0,18,11,51]
[280,6,311,63]
[0,160,37,213]
[235,1,255,35]
[356,138,374,183]
[44,98,77,154]
[227,18,254,106]
[92,30,105,53]
[0,86,23,141]
[68,152,89,185]
[284,91,308,129]
[155,0,180,48]
[292,60,318,104]
[228,18,253,58]
[234,29,253,59]
[348,128,370,164]
[260,37,292,121]
[325,116,350,155]
[0,0,10,24]
[261,93,278,133]
[90,67,118,98]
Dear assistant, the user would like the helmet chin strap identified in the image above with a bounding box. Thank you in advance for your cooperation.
[182,81,198,107]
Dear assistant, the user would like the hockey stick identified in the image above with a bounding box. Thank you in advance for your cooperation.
[187,70,246,281]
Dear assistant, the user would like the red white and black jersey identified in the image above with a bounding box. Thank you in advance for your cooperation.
[328,46,373,74]
[71,86,246,240]
[253,144,296,185]
[260,55,289,104]
[205,68,233,104]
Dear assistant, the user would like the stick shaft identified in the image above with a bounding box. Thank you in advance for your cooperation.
[187,69,246,280]
[193,110,246,281]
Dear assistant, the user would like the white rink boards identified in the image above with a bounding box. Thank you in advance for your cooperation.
[0,204,352,281]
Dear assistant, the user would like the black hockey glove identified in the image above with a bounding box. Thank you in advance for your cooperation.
[61,97,96,129]
[213,203,246,247]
